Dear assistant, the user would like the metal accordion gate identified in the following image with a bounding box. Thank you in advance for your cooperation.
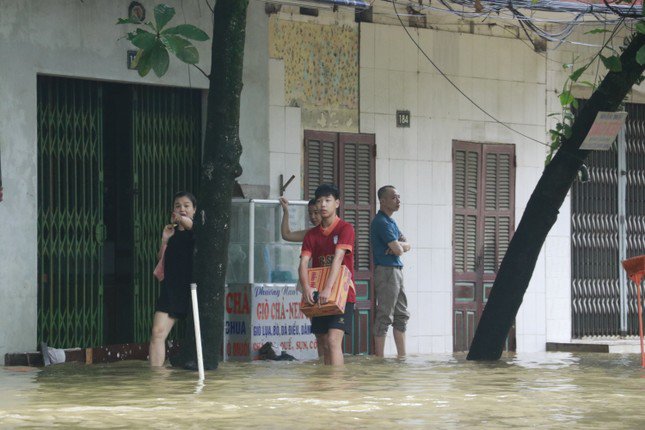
[132,85,201,343]
[38,76,202,348]
[37,76,105,348]
[571,103,645,338]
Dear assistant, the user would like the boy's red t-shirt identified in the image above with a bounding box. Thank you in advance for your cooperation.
[301,217,356,303]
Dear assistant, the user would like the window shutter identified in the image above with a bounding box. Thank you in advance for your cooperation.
[304,131,338,199]
[482,148,514,272]
[453,147,480,273]
[340,133,375,273]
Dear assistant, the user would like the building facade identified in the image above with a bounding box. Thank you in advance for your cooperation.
[1,0,643,360]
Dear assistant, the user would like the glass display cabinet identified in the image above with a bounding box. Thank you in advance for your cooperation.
[223,199,318,361]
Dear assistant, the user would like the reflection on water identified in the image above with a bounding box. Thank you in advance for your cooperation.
[1,353,644,428]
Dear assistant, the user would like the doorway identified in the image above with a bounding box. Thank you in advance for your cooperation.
[37,76,202,348]
[452,141,516,352]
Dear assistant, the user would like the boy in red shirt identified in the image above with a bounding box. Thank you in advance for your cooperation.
[299,184,355,365]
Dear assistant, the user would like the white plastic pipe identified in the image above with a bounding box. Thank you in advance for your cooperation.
[190,283,205,381]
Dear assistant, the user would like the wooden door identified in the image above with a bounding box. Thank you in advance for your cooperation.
[339,133,375,355]
[304,130,376,354]
[452,141,515,352]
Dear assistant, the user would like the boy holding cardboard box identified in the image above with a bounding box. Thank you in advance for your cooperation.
[299,184,356,365]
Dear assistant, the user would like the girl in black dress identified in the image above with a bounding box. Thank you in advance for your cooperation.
[149,191,196,367]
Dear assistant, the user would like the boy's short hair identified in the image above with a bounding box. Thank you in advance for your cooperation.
[314,183,340,200]
[173,191,197,207]
[308,198,317,207]
[377,185,395,200]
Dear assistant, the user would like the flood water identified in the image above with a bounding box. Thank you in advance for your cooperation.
[1,353,643,429]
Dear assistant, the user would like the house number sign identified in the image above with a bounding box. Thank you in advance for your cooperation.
[396,110,410,128]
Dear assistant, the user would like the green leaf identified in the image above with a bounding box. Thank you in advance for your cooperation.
[637,45,645,66]
[117,17,142,25]
[559,90,574,106]
[572,99,579,110]
[154,4,176,32]
[161,35,199,64]
[562,124,572,139]
[130,49,143,69]
[149,41,170,77]
[637,21,645,35]
[129,29,156,50]
[600,54,622,72]
[547,112,560,117]
[162,24,209,41]
[569,66,587,82]
[585,28,611,35]
[136,48,153,77]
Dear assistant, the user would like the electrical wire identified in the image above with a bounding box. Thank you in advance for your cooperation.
[377,0,640,46]
[391,0,552,147]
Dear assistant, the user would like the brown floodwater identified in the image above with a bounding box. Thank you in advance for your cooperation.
[1,352,643,428]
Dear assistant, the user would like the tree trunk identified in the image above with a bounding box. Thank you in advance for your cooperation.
[172,0,249,370]
[467,32,645,360]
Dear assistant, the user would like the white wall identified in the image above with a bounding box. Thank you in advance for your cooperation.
[268,57,303,201]
[0,0,268,359]
[360,23,550,354]
[239,2,270,192]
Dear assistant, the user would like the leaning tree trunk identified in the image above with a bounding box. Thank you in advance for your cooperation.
[172,0,249,369]
[467,32,645,361]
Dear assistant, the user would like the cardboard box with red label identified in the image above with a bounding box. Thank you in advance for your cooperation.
[300,265,352,318]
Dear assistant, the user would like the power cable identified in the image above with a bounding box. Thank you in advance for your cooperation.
[391,0,552,147]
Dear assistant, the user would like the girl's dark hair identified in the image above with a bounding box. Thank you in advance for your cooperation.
[173,191,197,207]
[308,198,317,207]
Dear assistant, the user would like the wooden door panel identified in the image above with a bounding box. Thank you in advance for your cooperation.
[453,141,515,352]
[340,133,375,355]
[304,131,376,355]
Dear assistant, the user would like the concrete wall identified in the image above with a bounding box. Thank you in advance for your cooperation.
[0,0,268,359]
[238,2,269,193]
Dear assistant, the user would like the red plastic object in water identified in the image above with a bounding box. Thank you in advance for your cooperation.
[621,255,645,368]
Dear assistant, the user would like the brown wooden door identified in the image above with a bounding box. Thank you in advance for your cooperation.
[304,130,375,355]
[339,133,375,355]
[452,141,515,352]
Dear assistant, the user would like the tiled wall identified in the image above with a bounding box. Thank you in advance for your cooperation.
[361,23,550,354]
